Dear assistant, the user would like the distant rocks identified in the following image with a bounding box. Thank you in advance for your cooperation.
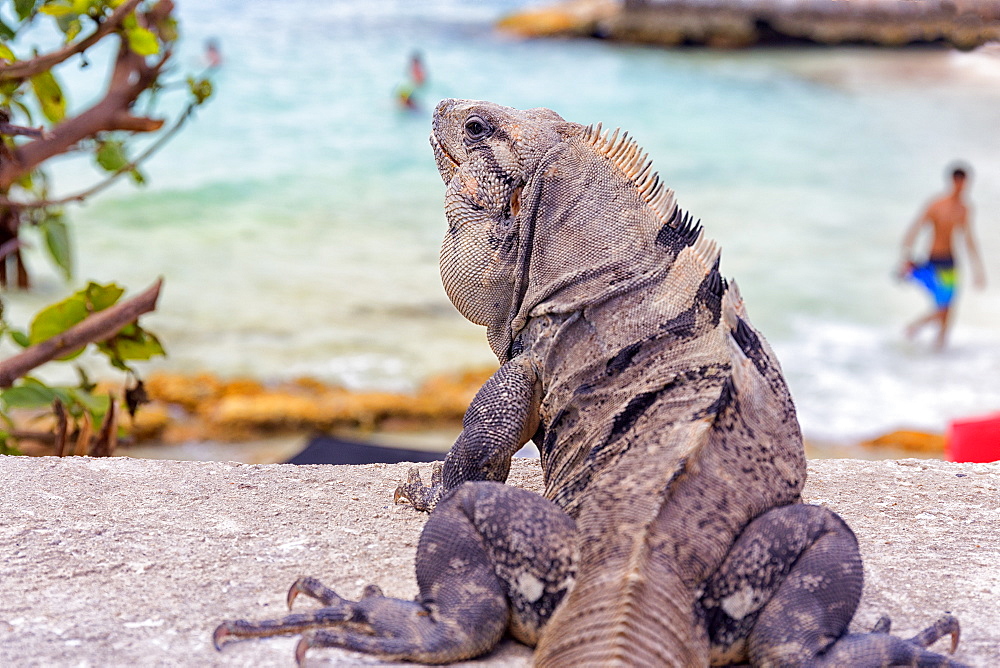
[498,0,1000,50]
[134,369,495,442]
[10,368,496,453]
[861,429,946,455]
[9,368,974,462]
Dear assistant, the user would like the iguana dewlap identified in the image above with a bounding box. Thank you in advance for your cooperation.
[213,100,967,668]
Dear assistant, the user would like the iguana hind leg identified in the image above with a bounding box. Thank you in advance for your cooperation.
[702,503,965,667]
[214,481,576,664]
[814,614,966,668]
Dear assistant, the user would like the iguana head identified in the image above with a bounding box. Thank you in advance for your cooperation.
[431,99,700,362]
[431,99,573,358]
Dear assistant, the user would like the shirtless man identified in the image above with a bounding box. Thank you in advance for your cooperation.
[898,165,986,350]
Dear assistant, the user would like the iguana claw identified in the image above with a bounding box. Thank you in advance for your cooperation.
[908,614,961,654]
[294,634,312,667]
[211,623,232,651]
[287,576,341,610]
[393,463,444,512]
[871,615,891,634]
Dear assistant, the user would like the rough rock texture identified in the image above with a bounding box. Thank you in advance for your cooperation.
[499,0,1000,50]
[0,455,997,667]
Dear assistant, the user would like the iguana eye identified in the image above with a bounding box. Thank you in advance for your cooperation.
[464,116,491,141]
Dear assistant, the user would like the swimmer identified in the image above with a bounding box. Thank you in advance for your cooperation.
[898,164,986,350]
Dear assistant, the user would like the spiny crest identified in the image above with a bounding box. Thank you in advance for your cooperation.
[583,122,720,278]
[705,261,728,300]
[583,122,678,229]
[721,279,758,392]
[689,230,721,277]
[668,208,721,280]
[721,279,780,377]
[721,280,746,331]
[669,209,702,246]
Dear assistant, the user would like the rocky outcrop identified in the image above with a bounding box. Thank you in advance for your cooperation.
[1,455,997,666]
[499,0,1000,50]
[9,368,495,453]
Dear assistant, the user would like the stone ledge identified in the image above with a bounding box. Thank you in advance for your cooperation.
[0,455,997,666]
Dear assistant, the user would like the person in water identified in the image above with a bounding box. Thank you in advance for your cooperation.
[898,164,986,349]
[396,51,427,111]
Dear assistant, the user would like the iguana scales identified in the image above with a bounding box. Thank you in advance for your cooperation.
[214,100,966,667]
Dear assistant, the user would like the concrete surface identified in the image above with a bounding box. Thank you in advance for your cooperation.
[0,455,997,667]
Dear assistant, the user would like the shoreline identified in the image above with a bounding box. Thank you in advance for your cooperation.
[6,368,957,463]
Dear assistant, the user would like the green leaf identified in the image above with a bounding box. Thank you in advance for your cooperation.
[15,0,38,21]
[63,18,82,42]
[38,2,75,17]
[157,16,178,43]
[40,211,73,279]
[1,383,58,410]
[29,70,66,123]
[0,43,16,62]
[129,167,145,185]
[29,293,88,345]
[0,432,23,456]
[187,77,213,105]
[28,282,124,345]
[10,330,30,348]
[2,78,23,99]
[84,282,124,311]
[15,168,34,191]
[95,140,128,172]
[125,26,159,56]
[64,387,110,421]
[0,380,108,423]
[99,325,166,363]
[0,18,16,41]
[47,386,78,412]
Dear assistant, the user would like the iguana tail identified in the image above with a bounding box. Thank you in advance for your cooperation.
[534,422,713,667]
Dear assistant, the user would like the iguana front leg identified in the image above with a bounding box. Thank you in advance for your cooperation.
[395,356,540,511]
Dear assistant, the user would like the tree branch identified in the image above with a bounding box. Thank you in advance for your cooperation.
[53,400,68,456]
[89,397,118,457]
[0,278,163,389]
[0,95,197,210]
[0,238,24,262]
[0,5,172,191]
[0,122,46,139]
[0,0,142,83]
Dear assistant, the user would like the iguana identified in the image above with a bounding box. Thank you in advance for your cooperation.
[214,100,965,667]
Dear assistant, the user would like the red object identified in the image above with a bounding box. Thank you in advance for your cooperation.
[947,413,1000,463]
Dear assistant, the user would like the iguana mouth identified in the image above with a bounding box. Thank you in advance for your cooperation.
[430,132,459,183]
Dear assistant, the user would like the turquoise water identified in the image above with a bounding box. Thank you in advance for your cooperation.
[5,1,1000,443]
